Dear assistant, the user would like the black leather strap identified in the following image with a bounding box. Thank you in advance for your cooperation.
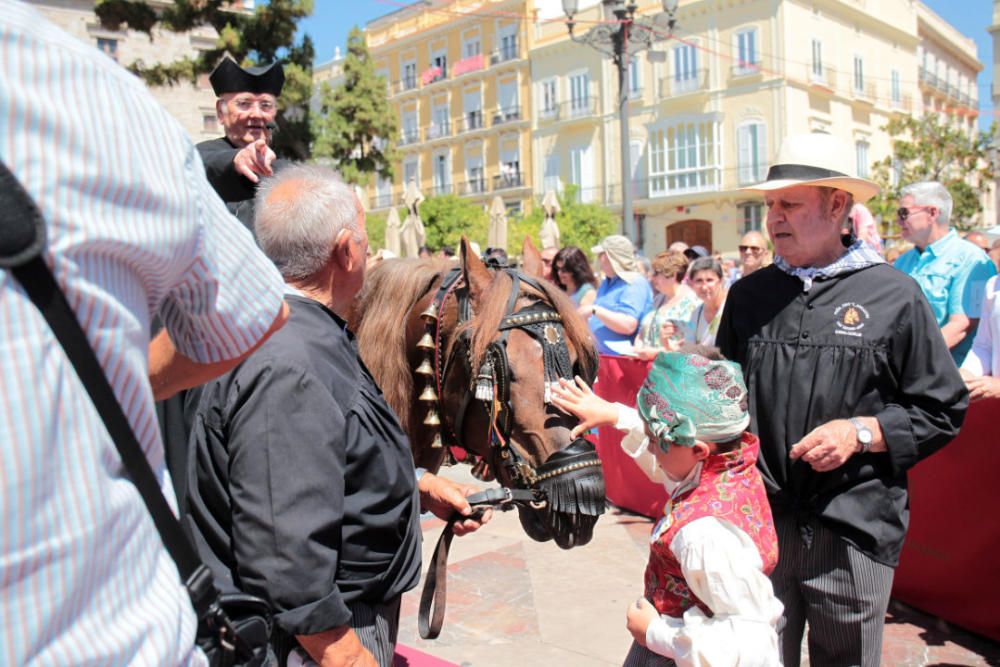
[0,161,249,660]
[417,487,540,639]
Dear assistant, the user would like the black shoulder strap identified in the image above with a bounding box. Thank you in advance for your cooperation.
[0,160,223,624]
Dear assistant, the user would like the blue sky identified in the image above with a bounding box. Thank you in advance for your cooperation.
[296,0,996,130]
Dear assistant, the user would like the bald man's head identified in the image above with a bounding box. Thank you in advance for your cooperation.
[738,231,770,275]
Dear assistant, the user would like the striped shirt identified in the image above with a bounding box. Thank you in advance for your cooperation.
[1,2,286,665]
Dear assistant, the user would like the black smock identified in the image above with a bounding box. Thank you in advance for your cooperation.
[195,136,287,230]
[717,263,968,566]
[184,294,422,648]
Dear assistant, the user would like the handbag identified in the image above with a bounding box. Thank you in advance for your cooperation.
[0,163,272,667]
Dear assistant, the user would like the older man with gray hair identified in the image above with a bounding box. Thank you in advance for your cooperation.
[717,134,967,667]
[893,181,996,365]
[185,164,488,667]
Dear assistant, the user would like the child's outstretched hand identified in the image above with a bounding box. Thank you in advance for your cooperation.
[550,376,619,438]
[626,597,658,646]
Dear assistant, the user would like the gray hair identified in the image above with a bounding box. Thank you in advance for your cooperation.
[901,181,952,226]
[688,256,724,280]
[254,164,361,280]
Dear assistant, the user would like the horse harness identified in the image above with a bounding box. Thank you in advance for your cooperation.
[414,265,601,639]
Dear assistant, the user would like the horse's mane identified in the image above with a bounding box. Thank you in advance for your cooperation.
[465,272,598,381]
[353,258,449,434]
[354,259,599,438]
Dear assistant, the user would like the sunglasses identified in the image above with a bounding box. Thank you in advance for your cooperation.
[738,245,765,254]
[896,205,934,220]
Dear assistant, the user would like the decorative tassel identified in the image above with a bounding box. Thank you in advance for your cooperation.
[423,410,441,426]
[431,433,443,448]
[474,361,494,401]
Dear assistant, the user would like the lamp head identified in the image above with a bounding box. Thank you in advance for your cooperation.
[562,0,578,18]
[662,0,679,12]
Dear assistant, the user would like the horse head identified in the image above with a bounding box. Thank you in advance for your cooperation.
[439,238,605,549]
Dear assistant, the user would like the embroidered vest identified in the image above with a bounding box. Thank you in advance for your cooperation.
[644,433,778,618]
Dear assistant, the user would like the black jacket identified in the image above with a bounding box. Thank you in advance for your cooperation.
[195,136,288,230]
[185,295,422,642]
[717,263,968,565]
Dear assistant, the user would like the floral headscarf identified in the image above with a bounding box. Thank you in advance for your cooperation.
[636,352,750,451]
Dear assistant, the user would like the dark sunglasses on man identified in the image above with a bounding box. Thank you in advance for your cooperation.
[896,205,935,220]
[738,245,765,254]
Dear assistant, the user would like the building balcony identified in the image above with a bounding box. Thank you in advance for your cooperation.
[490,43,521,65]
[457,178,488,196]
[606,180,650,204]
[730,60,763,80]
[425,121,452,141]
[393,77,418,95]
[399,130,421,146]
[493,171,525,191]
[492,106,523,126]
[660,69,709,98]
[371,193,394,210]
[428,183,453,197]
[453,53,485,77]
[456,111,485,134]
[807,65,837,92]
[852,81,877,104]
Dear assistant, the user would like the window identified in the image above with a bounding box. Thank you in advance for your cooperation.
[96,37,118,62]
[569,72,590,116]
[497,80,519,121]
[430,103,450,138]
[853,55,864,93]
[569,143,594,202]
[891,70,901,107]
[464,37,481,58]
[462,89,482,131]
[672,43,699,94]
[740,203,764,233]
[499,31,518,61]
[628,55,641,97]
[401,110,419,144]
[648,119,721,196]
[540,78,558,116]
[499,144,520,187]
[855,141,870,178]
[543,154,561,193]
[202,113,218,133]
[466,151,485,193]
[737,121,767,185]
[433,151,451,193]
[403,157,419,187]
[811,39,823,81]
[376,175,393,208]
[402,60,417,90]
[734,28,758,73]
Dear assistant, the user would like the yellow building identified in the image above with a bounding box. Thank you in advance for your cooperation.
[530,0,983,255]
[364,0,535,217]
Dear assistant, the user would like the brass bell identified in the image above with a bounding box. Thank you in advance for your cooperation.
[415,358,434,375]
[417,332,435,350]
[420,302,439,322]
[423,410,441,426]
[431,433,443,449]
[418,384,438,402]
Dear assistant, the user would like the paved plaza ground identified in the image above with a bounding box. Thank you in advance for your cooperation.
[394,467,1000,667]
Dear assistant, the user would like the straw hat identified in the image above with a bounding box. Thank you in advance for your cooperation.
[741,133,879,203]
[592,235,643,284]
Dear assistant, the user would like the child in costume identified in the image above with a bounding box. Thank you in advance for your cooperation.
[551,351,782,667]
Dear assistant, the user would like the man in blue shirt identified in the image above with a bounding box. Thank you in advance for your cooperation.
[587,235,653,355]
[894,181,997,365]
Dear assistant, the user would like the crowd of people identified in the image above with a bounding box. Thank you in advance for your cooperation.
[2,4,997,667]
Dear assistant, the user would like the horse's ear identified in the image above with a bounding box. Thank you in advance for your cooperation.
[461,237,493,302]
[521,236,544,278]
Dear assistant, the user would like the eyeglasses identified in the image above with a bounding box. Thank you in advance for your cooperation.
[555,265,569,273]
[231,97,277,113]
[896,206,934,220]
[738,245,765,254]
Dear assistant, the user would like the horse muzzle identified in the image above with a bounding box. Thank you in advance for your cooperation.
[515,439,606,549]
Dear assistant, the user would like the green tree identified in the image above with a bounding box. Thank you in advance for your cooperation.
[95,0,315,159]
[511,185,619,255]
[869,114,996,232]
[311,27,397,186]
[420,195,489,250]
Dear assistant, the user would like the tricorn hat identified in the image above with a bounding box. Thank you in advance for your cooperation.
[209,57,285,97]
[741,133,879,203]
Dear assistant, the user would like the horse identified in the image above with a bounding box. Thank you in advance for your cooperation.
[350,238,605,549]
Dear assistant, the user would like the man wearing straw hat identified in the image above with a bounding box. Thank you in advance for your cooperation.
[716,133,967,667]
[588,235,653,356]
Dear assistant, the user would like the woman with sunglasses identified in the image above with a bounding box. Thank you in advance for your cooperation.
[552,246,598,316]
[633,251,700,361]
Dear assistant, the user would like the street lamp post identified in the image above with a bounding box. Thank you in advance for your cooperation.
[562,0,678,244]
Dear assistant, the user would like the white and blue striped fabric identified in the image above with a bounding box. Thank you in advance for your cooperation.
[0,2,286,664]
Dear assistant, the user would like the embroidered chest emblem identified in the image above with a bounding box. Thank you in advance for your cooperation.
[834,302,870,337]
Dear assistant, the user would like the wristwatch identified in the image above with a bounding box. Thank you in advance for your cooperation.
[850,417,873,454]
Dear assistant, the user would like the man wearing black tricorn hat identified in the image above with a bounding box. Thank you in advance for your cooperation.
[197,56,287,229]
